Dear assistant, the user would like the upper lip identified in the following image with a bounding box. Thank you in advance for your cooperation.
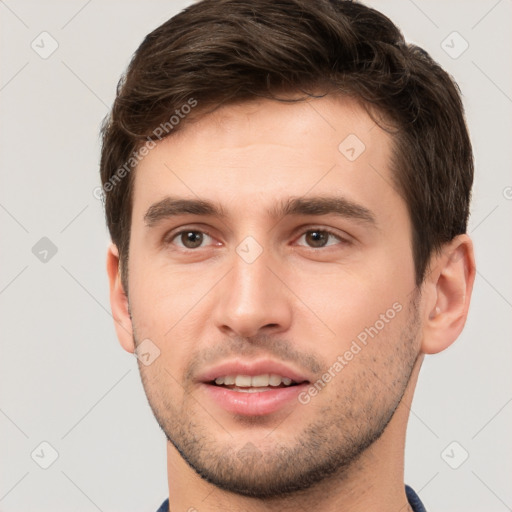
[196,358,311,384]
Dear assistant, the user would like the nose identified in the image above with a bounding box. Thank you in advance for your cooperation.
[212,244,293,340]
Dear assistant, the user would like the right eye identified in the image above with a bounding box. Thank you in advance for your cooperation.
[165,229,217,250]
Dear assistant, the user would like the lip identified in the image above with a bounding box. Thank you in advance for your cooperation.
[195,358,311,384]
[195,358,312,416]
[199,381,310,416]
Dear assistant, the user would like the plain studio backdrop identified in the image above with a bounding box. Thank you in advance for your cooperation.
[0,1,511,511]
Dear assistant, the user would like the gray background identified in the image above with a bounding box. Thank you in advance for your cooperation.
[0,1,511,511]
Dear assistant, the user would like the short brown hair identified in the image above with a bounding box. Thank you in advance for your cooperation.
[100,0,473,291]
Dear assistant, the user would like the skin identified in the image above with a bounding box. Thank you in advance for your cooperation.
[107,95,475,512]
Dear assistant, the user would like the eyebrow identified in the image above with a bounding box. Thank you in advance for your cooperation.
[143,195,377,227]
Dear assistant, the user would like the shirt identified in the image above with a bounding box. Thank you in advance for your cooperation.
[155,484,426,511]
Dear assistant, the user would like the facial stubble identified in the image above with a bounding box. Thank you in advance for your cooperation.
[133,293,421,499]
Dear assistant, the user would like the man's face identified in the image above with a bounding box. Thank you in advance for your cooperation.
[126,96,422,497]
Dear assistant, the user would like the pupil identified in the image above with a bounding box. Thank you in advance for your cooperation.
[182,231,202,248]
[307,230,327,247]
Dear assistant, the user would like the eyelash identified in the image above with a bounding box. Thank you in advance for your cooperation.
[164,227,350,250]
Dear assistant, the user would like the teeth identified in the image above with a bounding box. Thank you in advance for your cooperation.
[235,375,252,387]
[269,374,282,386]
[252,374,270,387]
[224,375,236,385]
[214,374,296,387]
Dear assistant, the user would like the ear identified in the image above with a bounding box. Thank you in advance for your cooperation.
[106,243,135,353]
[421,234,476,355]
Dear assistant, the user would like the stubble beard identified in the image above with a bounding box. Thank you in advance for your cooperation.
[134,295,421,499]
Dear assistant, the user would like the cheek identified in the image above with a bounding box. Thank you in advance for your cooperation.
[289,255,412,348]
[304,285,398,353]
[127,258,216,369]
[128,274,202,393]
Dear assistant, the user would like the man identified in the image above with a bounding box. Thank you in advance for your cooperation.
[100,1,476,510]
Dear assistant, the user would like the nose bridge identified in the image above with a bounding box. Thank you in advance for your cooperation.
[229,238,277,313]
[213,236,292,338]
[232,240,272,301]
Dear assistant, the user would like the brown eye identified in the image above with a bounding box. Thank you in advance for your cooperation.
[181,231,203,248]
[170,230,212,249]
[297,229,345,249]
[305,230,329,248]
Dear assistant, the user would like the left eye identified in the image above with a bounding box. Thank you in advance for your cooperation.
[295,229,345,248]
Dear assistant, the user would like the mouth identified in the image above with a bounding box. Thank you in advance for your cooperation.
[198,365,311,416]
[196,359,312,416]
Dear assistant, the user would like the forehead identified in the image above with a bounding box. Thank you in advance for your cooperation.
[132,95,400,222]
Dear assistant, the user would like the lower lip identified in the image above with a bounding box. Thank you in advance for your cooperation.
[200,383,309,416]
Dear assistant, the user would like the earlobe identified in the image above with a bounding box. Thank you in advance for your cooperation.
[106,243,135,353]
[421,235,476,355]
